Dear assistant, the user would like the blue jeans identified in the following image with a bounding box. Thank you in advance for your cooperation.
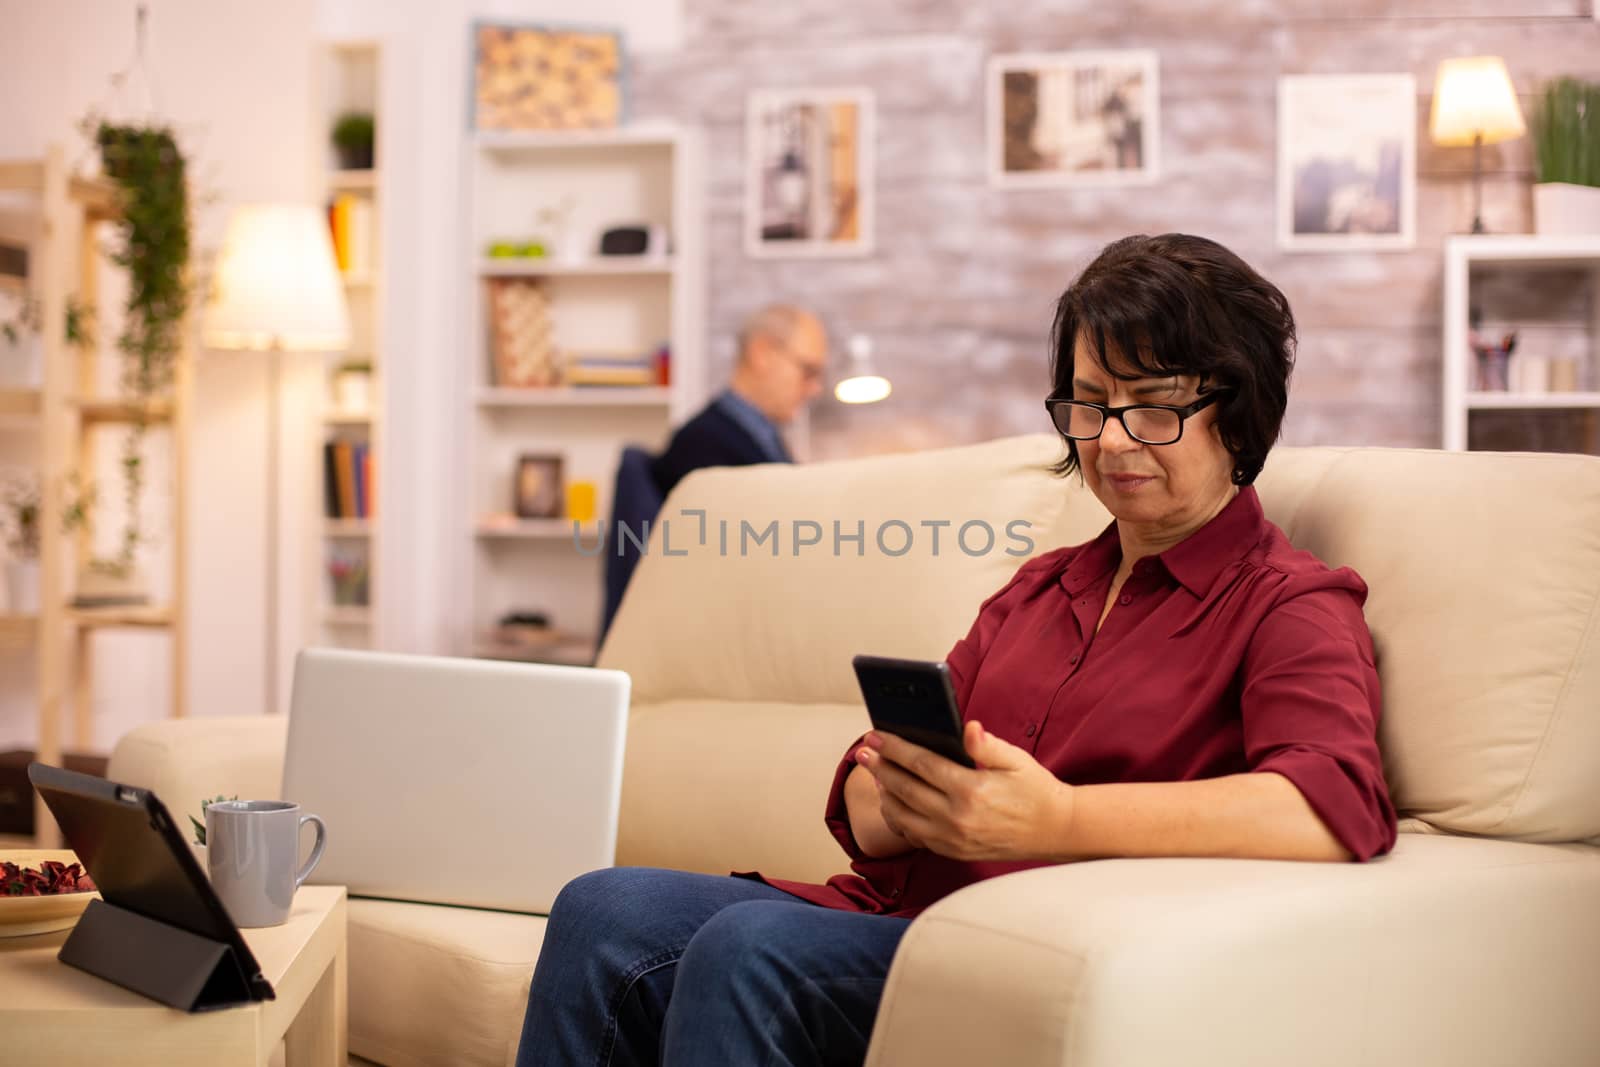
[514,867,912,1067]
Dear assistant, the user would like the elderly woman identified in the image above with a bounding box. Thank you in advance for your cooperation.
[515,233,1395,1066]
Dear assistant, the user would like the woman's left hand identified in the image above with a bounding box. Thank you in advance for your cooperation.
[856,722,1074,863]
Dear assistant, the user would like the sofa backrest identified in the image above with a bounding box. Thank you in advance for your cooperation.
[599,437,1600,881]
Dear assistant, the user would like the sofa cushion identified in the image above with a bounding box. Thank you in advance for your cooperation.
[617,699,867,883]
[107,715,288,812]
[347,898,544,1067]
[1253,446,1600,842]
[601,433,1106,708]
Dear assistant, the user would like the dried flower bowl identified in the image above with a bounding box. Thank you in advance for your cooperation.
[0,850,99,938]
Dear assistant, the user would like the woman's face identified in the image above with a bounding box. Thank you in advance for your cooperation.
[1071,334,1236,531]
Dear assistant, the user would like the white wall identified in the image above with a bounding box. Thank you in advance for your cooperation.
[0,0,318,750]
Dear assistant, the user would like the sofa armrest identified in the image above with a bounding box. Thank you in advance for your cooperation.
[867,834,1600,1067]
[107,716,289,822]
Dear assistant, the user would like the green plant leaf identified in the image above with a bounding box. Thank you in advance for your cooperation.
[1532,77,1600,188]
[93,121,192,574]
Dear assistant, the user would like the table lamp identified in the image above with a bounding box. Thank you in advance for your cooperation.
[204,204,350,715]
[1430,56,1525,234]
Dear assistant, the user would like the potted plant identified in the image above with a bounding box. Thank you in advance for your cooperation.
[1,477,41,615]
[1531,77,1600,235]
[332,358,373,415]
[41,121,192,606]
[332,112,376,171]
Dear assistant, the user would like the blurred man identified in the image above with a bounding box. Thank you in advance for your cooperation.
[651,304,829,496]
[601,305,829,640]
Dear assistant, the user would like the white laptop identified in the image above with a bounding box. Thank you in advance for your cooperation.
[281,648,630,914]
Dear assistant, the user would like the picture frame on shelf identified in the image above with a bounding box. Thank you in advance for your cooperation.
[514,454,565,519]
[745,88,874,259]
[1277,74,1417,251]
[987,50,1160,189]
[469,21,626,132]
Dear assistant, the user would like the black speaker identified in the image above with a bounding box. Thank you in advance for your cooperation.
[599,226,650,256]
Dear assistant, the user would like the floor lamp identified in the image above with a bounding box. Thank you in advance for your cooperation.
[203,204,350,715]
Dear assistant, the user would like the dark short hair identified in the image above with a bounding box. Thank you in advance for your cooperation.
[1047,234,1296,486]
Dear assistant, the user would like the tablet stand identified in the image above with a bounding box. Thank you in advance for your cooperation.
[59,899,254,1012]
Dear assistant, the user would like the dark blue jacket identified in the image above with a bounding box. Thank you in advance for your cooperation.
[649,400,789,498]
[602,401,791,643]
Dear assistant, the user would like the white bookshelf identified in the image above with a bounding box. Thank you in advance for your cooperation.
[475,519,601,540]
[476,386,672,409]
[478,257,677,278]
[474,123,682,152]
[313,38,385,650]
[462,124,705,665]
[1442,236,1600,452]
[1465,391,1600,409]
[324,519,373,537]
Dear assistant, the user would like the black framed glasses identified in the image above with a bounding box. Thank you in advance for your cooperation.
[1045,392,1228,446]
[772,345,827,384]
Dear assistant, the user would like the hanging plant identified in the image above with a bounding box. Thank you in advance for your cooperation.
[90,120,191,577]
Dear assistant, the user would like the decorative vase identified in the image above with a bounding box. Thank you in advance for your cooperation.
[4,558,40,615]
[1534,182,1600,236]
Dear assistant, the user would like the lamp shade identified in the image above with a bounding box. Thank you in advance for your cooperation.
[204,203,350,351]
[1430,56,1526,147]
[834,334,891,405]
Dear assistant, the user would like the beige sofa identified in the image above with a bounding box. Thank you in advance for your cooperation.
[108,436,1600,1066]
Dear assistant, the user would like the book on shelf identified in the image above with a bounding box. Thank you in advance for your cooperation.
[565,367,657,387]
[562,345,670,388]
[323,441,376,519]
[327,193,374,278]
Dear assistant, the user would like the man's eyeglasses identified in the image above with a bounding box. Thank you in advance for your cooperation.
[773,346,826,384]
[1044,392,1227,446]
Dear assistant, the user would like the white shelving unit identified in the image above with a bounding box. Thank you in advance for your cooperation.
[1442,235,1600,452]
[312,38,385,649]
[462,124,704,665]
[475,386,673,409]
[478,257,677,278]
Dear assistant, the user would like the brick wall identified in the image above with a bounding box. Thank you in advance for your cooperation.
[631,0,1600,459]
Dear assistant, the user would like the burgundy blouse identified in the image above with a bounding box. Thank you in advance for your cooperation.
[747,486,1397,917]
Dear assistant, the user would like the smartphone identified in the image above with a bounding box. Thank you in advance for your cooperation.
[851,654,975,769]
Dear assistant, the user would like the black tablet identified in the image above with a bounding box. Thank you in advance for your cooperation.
[28,762,275,1005]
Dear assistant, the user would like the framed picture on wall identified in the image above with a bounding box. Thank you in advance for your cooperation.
[745,88,875,258]
[1277,74,1417,251]
[514,454,565,519]
[987,50,1160,188]
[470,21,626,131]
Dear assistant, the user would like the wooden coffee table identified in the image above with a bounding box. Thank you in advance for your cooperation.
[0,884,347,1066]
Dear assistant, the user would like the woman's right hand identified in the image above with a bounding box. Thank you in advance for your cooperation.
[843,760,915,859]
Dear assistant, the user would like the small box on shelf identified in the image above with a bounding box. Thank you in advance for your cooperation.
[474,622,596,668]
